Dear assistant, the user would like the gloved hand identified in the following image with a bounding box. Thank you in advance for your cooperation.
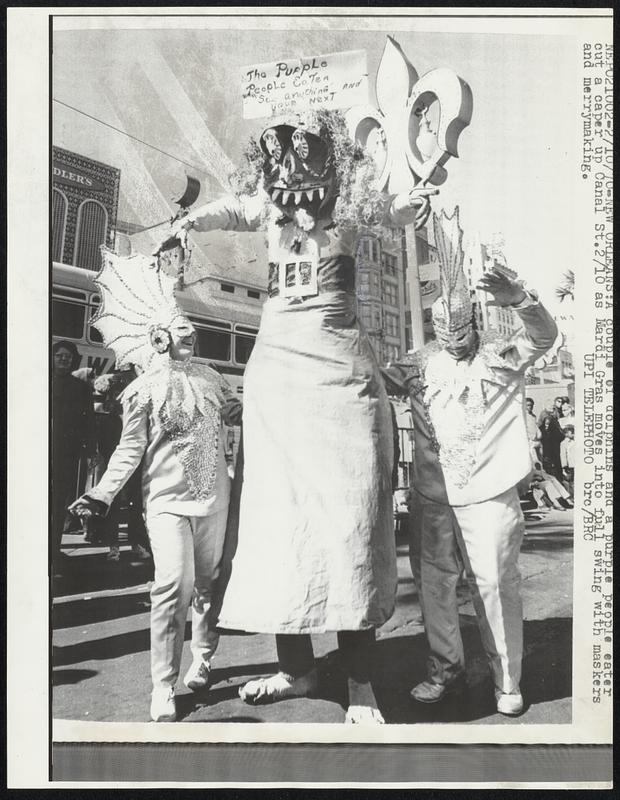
[390,186,439,229]
[68,495,109,519]
[152,216,194,257]
[221,398,243,427]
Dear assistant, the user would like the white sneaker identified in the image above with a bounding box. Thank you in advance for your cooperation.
[495,690,523,716]
[184,660,211,692]
[150,686,177,722]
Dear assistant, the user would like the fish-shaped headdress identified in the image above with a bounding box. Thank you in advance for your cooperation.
[431,207,473,334]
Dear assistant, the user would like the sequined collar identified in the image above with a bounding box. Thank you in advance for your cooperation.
[124,358,224,425]
[123,358,226,501]
[412,332,513,489]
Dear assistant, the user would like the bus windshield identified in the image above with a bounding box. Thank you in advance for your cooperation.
[235,333,256,365]
[52,298,86,340]
[191,322,232,362]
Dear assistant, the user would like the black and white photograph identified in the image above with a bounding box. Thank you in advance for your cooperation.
[7,6,613,788]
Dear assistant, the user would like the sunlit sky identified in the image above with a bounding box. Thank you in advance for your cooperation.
[53,15,590,314]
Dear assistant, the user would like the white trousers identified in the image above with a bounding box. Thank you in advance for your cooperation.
[147,509,228,691]
[410,487,525,694]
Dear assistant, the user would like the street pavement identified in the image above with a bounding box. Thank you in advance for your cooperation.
[52,509,573,725]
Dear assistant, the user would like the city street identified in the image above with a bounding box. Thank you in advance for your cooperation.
[52,509,573,725]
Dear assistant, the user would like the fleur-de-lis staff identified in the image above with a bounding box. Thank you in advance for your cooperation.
[346,36,473,349]
[346,36,473,228]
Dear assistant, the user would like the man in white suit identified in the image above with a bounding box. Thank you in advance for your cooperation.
[385,210,558,716]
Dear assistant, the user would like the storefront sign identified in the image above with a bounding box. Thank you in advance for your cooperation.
[52,163,106,193]
[241,49,368,119]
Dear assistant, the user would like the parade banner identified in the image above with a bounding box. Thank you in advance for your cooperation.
[241,49,369,119]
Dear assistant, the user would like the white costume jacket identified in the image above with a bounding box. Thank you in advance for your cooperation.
[88,359,240,517]
[387,295,558,506]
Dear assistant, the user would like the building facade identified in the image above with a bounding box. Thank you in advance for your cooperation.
[355,226,408,365]
[464,231,521,337]
[52,147,120,270]
[413,227,441,347]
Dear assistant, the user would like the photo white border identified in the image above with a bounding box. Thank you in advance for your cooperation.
[7,5,613,787]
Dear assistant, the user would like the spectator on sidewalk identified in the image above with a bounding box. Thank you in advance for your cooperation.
[544,395,565,422]
[524,397,542,464]
[559,402,575,431]
[531,462,573,510]
[84,372,124,561]
[393,487,412,536]
[539,414,564,482]
[85,371,151,562]
[560,425,575,497]
[51,340,97,575]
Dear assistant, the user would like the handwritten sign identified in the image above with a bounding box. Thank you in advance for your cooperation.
[241,50,368,119]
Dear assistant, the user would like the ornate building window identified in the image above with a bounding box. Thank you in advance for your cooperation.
[382,280,399,307]
[384,311,400,338]
[73,199,108,270]
[383,252,397,276]
[52,188,68,262]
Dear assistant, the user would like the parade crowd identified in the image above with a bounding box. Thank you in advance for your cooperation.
[52,343,153,568]
[52,110,567,725]
[524,395,575,511]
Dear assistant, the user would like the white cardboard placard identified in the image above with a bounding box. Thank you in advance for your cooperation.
[241,49,368,119]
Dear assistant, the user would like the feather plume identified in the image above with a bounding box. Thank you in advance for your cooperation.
[91,248,182,370]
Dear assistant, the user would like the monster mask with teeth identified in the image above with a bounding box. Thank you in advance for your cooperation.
[260,123,336,231]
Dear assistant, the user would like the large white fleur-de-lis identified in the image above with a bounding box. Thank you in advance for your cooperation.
[346,36,473,195]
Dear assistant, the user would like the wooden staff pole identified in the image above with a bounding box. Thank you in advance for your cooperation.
[405,225,425,351]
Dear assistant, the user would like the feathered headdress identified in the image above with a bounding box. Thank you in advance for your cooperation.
[431,207,472,333]
[91,248,186,371]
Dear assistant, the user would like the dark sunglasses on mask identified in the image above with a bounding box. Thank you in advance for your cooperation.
[260,124,329,173]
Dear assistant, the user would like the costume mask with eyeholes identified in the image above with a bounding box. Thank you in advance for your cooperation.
[260,123,337,227]
[431,287,476,360]
[433,315,477,361]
